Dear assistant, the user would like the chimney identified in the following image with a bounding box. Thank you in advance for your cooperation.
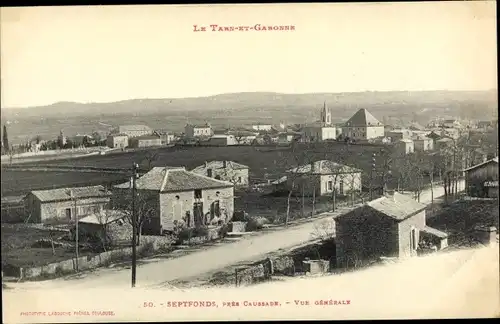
[223,160,227,168]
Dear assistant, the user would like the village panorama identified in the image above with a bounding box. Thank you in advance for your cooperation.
[1,94,498,293]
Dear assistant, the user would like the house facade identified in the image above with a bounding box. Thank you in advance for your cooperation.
[111,125,152,138]
[24,186,112,224]
[106,134,129,149]
[153,130,175,145]
[113,167,235,235]
[286,160,362,197]
[185,123,213,139]
[191,160,249,187]
[206,135,238,146]
[394,139,415,155]
[387,129,412,142]
[129,135,162,148]
[335,193,448,269]
[342,109,385,141]
[464,157,499,198]
[251,124,273,131]
[413,136,434,151]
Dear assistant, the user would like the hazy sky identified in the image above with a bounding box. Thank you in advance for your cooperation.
[1,2,497,108]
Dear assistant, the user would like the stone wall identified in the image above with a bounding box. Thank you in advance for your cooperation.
[17,235,173,280]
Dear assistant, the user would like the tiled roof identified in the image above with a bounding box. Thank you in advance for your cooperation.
[421,226,448,239]
[344,109,383,127]
[191,160,249,173]
[463,157,499,172]
[79,210,127,225]
[29,185,111,203]
[114,166,234,192]
[287,160,362,174]
[118,125,152,132]
[132,135,161,140]
[366,192,427,221]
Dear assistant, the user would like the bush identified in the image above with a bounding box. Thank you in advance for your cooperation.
[218,223,231,238]
[246,216,270,231]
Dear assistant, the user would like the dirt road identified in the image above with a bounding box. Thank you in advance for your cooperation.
[6,181,464,290]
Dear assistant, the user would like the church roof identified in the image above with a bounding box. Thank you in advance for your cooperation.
[344,109,383,127]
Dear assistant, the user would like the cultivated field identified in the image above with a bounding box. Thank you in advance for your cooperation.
[2,144,390,197]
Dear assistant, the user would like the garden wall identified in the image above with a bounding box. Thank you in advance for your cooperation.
[16,235,172,280]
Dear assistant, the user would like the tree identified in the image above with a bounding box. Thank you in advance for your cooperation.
[121,191,157,246]
[2,125,9,154]
[140,150,159,170]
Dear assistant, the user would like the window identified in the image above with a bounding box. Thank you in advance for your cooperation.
[207,169,213,178]
[327,181,333,191]
[194,189,202,199]
[65,208,72,220]
[238,176,242,183]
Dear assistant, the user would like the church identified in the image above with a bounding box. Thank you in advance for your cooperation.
[301,102,338,142]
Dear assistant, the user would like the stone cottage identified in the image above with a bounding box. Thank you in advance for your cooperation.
[334,192,448,269]
[286,160,362,197]
[77,209,131,246]
[191,160,249,187]
[112,167,235,235]
[24,185,112,224]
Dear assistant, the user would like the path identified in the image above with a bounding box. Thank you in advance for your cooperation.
[6,181,464,290]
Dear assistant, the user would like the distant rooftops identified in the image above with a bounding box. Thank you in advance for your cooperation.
[287,160,362,175]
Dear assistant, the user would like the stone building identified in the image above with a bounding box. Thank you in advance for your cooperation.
[301,102,337,142]
[106,134,129,149]
[184,123,213,139]
[191,160,250,187]
[24,186,112,224]
[335,192,448,269]
[286,160,362,197]
[129,135,162,148]
[110,125,152,138]
[77,210,131,246]
[464,157,499,198]
[342,109,385,141]
[112,167,235,235]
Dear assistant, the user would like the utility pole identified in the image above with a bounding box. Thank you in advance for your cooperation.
[70,190,79,272]
[131,163,139,288]
[370,153,376,200]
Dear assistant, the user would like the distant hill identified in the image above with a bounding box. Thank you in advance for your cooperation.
[0,90,497,144]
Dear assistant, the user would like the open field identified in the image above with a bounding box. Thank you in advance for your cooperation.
[1,170,129,196]
[2,143,391,197]
[0,223,97,268]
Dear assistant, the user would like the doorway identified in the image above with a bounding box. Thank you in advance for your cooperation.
[193,202,204,227]
[65,208,72,220]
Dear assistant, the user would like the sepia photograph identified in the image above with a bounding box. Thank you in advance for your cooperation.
[1,2,499,322]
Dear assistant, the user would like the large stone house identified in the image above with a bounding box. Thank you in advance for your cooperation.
[191,160,249,187]
[106,134,129,149]
[335,192,448,269]
[464,157,498,198]
[301,102,337,142]
[24,185,112,224]
[112,167,235,235]
[184,123,213,139]
[413,135,434,151]
[342,109,385,141]
[111,125,152,138]
[286,160,362,197]
[129,135,162,148]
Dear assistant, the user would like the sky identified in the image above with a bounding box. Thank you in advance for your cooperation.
[0,2,497,108]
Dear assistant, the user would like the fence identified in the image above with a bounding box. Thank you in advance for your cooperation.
[13,235,172,280]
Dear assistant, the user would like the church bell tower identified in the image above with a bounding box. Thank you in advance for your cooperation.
[320,101,331,126]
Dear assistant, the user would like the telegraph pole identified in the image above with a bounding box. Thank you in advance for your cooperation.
[131,163,139,288]
[70,190,79,272]
[370,153,376,200]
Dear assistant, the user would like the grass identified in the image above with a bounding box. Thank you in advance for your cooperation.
[427,198,499,248]
[1,223,94,268]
